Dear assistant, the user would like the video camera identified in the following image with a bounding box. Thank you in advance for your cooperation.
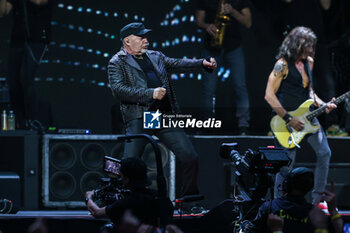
[93,156,130,206]
[220,143,290,174]
[220,143,290,201]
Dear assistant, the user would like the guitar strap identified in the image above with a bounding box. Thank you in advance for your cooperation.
[303,59,317,104]
[303,59,313,88]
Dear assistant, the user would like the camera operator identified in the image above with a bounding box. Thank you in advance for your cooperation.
[248,167,343,233]
[85,157,162,227]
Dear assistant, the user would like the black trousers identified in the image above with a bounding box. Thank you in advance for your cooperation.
[7,43,45,127]
[124,118,199,197]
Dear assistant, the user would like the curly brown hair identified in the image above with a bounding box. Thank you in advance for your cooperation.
[276,26,317,63]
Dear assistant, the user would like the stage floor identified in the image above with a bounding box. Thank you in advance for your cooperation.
[1,210,350,233]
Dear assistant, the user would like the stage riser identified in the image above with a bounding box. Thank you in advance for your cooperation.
[1,133,349,210]
[1,216,350,233]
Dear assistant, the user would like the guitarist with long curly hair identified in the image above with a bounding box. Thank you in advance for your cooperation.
[264,26,337,203]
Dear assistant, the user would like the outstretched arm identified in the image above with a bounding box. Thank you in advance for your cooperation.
[159,52,213,74]
[321,182,343,233]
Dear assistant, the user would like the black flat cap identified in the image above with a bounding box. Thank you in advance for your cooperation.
[120,22,152,41]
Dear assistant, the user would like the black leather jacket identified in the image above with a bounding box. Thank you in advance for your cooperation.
[108,48,205,123]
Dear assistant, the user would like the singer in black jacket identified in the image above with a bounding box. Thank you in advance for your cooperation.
[108,22,216,197]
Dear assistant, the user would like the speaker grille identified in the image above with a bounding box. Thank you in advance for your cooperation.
[42,134,175,208]
[50,143,76,170]
[80,143,105,170]
[80,171,104,194]
[49,171,76,200]
[142,143,169,170]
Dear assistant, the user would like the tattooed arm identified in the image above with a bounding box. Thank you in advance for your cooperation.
[265,58,305,130]
[265,59,288,117]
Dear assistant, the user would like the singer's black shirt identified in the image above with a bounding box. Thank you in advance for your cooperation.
[133,54,171,112]
[8,0,54,45]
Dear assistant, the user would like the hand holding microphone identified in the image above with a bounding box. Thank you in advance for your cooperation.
[203,57,217,73]
[153,87,166,100]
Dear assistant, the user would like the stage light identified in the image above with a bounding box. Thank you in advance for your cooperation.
[222,69,230,81]
[171,74,179,80]
[182,35,189,42]
[217,67,224,76]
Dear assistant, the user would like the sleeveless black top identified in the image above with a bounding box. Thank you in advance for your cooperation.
[276,60,311,111]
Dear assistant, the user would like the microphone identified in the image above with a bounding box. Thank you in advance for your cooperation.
[148,85,166,111]
[204,56,214,73]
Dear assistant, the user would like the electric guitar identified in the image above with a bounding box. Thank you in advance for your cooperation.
[271,91,350,149]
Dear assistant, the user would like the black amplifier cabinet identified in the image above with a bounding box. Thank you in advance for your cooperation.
[42,134,175,208]
[0,130,40,210]
[0,172,20,213]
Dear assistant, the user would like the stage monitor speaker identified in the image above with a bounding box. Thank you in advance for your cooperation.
[42,134,175,208]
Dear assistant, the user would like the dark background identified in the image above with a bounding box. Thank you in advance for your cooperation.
[0,0,349,135]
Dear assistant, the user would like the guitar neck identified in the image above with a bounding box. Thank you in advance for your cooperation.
[306,91,350,121]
